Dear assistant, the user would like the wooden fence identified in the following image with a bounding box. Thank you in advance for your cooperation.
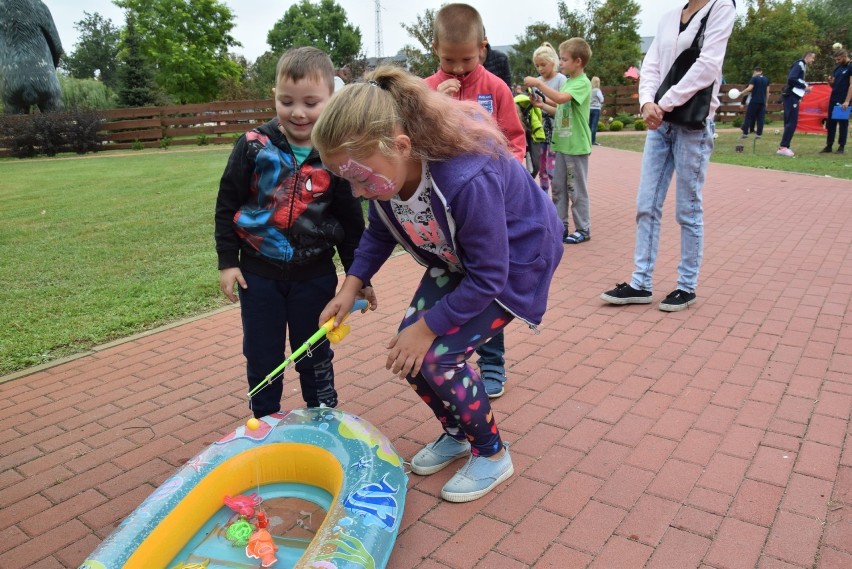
[600,83,788,125]
[0,83,793,157]
[97,99,276,150]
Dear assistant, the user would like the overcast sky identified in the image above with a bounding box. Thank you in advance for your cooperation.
[45,0,749,61]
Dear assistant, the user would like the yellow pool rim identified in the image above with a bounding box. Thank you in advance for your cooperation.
[124,442,343,568]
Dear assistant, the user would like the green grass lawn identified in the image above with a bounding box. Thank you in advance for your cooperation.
[598,127,852,180]
[1,132,847,377]
[0,147,237,375]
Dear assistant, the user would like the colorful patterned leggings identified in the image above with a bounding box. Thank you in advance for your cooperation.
[538,143,557,192]
[400,267,512,457]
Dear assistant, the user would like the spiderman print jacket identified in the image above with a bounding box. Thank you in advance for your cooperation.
[347,152,564,336]
[215,119,365,281]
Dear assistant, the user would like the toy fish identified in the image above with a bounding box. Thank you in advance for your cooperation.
[246,528,278,567]
[224,492,262,516]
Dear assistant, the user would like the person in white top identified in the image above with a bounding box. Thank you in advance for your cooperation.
[601,0,735,313]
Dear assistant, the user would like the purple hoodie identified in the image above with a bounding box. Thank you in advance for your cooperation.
[347,152,564,336]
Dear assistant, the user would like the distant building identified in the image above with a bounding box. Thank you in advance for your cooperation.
[364,50,409,71]
[640,36,654,57]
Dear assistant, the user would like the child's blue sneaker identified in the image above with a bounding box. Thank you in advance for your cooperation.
[441,444,514,503]
[410,434,470,475]
[483,377,505,398]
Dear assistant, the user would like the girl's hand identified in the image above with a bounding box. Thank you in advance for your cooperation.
[219,267,246,303]
[386,319,437,379]
[523,76,540,88]
[320,275,365,327]
[319,290,357,328]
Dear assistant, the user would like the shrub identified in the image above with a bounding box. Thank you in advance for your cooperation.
[59,76,118,110]
[160,136,172,150]
[131,139,144,151]
[633,119,647,131]
[609,120,624,132]
[0,110,105,158]
[614,112,635,125]
[732,116,744,128]
[196,134,210,146]
[597,120,607,132]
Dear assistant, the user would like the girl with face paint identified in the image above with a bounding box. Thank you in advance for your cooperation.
[312,66,564,503]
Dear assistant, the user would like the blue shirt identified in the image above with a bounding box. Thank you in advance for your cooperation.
[831,61,851,103]
[748,75,769,105]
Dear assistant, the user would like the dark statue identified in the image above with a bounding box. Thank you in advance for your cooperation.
[0,0,63,114]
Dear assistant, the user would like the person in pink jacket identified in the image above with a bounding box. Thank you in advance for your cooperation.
[423,3,526,165]
[423,3,527,398]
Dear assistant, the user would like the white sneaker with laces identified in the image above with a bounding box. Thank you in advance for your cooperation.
[776,147,795,157]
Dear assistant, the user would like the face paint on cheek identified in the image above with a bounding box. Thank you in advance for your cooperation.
[337,158,397,196]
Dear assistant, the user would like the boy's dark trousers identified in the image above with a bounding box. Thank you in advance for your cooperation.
[239,271,339,418]
[826,100,849,149]
[741,102,766,136]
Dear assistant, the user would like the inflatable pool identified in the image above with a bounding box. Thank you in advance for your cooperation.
[79,408,408,569]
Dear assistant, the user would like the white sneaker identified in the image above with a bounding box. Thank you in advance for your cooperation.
[776,147,795,157]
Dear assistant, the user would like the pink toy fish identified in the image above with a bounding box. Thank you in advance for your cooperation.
[223,493,262,517]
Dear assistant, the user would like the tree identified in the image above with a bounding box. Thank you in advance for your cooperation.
[802,0,852,80]
[115,13,160,108]
[508,23,568,86]
[724,0,818,86]
[557,0,596,39]
[243,51,279,99]
[586,0,642,86]
[62,12,121,89]
[400,8,438,78]
[114,0,242,103]
[555,0,642,86]
[266,0,362,67]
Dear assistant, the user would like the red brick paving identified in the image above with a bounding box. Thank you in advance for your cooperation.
[2,147,852,568]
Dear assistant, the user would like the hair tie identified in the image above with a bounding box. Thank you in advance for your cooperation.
[366,79,380,87]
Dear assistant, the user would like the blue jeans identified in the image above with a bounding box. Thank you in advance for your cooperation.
[589,108,601,143]
[239,271,338,417]
[631,120,714,294]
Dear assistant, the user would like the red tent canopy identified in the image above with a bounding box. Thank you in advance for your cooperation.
[797,83,830,134]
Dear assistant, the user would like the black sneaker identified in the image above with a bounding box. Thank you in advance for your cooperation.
[659,289,696,312]
[837,147,845,155]
[820,146,833,153]
[601,283,652,305]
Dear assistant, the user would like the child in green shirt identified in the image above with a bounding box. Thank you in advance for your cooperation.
[524,38,592,243]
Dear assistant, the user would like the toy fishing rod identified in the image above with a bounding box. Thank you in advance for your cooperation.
[246,299,369,400]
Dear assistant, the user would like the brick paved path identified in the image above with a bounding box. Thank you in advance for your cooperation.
[2,147,852,568]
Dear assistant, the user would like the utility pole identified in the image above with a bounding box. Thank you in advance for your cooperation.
[375,0,384,59]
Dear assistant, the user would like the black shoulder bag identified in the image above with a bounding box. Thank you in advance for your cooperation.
[654,0,718,130]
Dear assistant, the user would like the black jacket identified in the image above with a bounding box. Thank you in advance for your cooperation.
[484,44,512,88]
[215,119,364,281]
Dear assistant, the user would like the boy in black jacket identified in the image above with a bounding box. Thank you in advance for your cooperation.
[215,47,366,418]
